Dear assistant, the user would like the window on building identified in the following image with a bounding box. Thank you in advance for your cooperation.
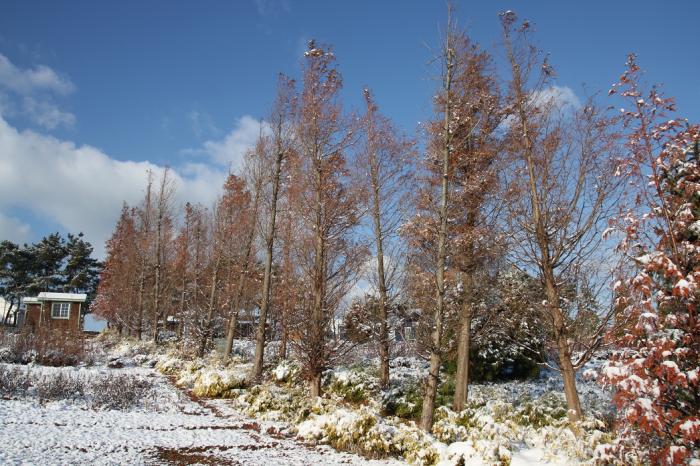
[51,302,70,319]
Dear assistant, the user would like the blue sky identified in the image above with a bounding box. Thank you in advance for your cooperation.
[0,0,698,256]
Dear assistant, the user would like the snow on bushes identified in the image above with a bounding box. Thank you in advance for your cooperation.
[191,366,248,397]
[0,364,155,410]
[155,349,250,398]
[296,407,442,465]
[241,359,614,465]
[147,345,616,465]
[272,359,301,383]
[325,367,379,403]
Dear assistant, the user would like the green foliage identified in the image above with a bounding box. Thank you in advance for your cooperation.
[0,233,102,317]
[436,372,455,408]
[325,367,379,404]
[381,383,423,420]
[513,392,568,428]
[469,349,541,382]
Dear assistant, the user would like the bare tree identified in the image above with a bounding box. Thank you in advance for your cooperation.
[199,175,251,356]
[151,167,176,342]
[135,171,154,340]
[274,195,300,360]
[414,7,458,431]
[223,144,264,361]
[500,10,620,423]
[187,204,209,348]
[251,75,297,380]
[173,202,195,340]
[357,88,414,388]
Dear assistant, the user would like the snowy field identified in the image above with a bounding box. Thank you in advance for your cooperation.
[0,363,400,465]
[0,336,616,465]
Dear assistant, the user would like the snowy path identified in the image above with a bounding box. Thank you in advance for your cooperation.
[0,366,402,465]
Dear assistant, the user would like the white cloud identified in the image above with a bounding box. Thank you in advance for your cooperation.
[0,212,31,243]
[0,54,75,96]
[500,85,580,131]
[0,53,75,130]
[188,110,220,139]
[22,96,76,129]
[0,115,223,258]
[183,115,268,172]
[530,85,580,110]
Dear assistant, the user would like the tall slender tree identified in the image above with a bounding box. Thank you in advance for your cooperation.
[448,36,503,412]
[223,146,263,361]
[357,88,413,388]
[201,174,252,356]
[150,168,176,342]
[500,10,620,423]
[290,41,363,397]
[406,7,459,431]
[93,204,138,333]
[135,172,154,340]
[251,75,297,380]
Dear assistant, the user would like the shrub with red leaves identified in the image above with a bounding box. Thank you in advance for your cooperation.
[599,55,700,465]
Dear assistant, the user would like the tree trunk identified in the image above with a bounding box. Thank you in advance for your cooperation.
[453,300,472,411]
[560,340,583,422]
[279,323,288,360]
[421,352,442,431]
[309,372,322,398]
[199,257,221,357]
[544,274,582,422]
[370,147,391,389]
[136,267,145,340]
[310,156,325,397]
[152,226,162,343]
[223,188,260,361]
[420,29,453,432]
[151,309,159,343]
[505,24,584,425]
[251,137,284,381]
[223,272,247,361]
[177,261,187,341]
[3,301,14,325]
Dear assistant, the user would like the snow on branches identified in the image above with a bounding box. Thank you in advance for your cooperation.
[600,55,700,465]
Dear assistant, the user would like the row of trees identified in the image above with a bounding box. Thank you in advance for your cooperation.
[94,8,698,460]
[0,232,102,324]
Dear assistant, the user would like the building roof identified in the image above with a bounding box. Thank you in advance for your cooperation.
[37,292,87,302]
[23,297,40,304]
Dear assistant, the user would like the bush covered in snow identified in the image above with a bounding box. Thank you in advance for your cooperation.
[191,366,248,397]
[103,337,618,465]
[154,349,251,398]
[90,373,155,409]
[0,365,155,410]
[0,329,87,366]
[325,367,379,403]
[296,406,442,465]
[272,359,301,384]
[381,382,423,420]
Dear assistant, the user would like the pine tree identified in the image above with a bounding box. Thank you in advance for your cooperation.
[63,232,101,298]
[29,233,67,293]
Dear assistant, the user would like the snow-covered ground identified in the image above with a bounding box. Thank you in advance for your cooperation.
[0,335,617,465]
[0,363,400,465]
